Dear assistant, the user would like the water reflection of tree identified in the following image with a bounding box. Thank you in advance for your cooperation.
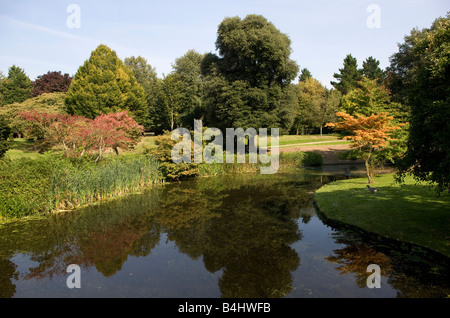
[0,173,318,297]
[325,231,450,297]
[325,243,392,288]
[0,190,164,289]
[0,259,18,298]
[155,176,307,297]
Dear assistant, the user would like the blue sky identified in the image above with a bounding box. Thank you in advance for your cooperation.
[0,0,448,88]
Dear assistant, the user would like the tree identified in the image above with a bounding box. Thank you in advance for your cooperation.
[299,68,312,82]
[341,77,403,118]
[65,44,148,125]
[172,50,206,129]
[0,92,66,138]
[0,71,5,106]
[19,110,143,161]
[214,15,298,88]
[0,115,11,158]
[327,112,404,184]
[124,56,159,130]
[157,73,185,132]
[0,65,32,105]
[390,14,450,192]
[31,71,72,97]
[331,54,362,95]
[203,14,299,134]
[295,77,341,136]
[361,57,385,82]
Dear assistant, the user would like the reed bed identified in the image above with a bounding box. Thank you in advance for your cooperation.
[0,153,162,219]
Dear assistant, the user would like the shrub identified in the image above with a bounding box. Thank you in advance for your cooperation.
[0,116,11,158]
[19,110,144,161]
[145,131,199,180]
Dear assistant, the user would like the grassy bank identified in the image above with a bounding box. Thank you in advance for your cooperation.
[314,173,450,257]
[0,153,161,220]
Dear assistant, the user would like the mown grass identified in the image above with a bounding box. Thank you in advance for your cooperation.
[259,134,340,147]
[314,173,450,257]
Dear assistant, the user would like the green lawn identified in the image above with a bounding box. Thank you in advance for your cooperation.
[314,173,450,257]
[259,134,340,147]
[4,139,41,160]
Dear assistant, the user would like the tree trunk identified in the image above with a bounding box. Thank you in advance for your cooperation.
[320,125,323,137]
[365,160,373,184]
[364,150,374,184]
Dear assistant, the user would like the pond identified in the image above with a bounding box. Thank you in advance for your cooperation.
[0,166,449,298]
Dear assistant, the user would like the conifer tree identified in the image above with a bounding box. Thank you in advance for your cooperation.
[331,54,362,95]
[362,56,385,82]
[0,65,32,106]
[65,44,148,125]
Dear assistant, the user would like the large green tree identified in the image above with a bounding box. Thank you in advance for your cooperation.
[172,49,206,129]
[361,56,385,82]
[215,15,298,88]
[65,44,148,125]
[124,56,159,129]
[203,14,299,133]
[295,77,341,136]
[391,13,450,192]
[0,65,32,106]
[331,54,362,95]
[341,77,402,117]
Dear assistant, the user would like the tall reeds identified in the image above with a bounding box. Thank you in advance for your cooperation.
[0,153,162,219]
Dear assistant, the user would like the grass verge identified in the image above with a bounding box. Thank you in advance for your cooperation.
[314,173,450,258]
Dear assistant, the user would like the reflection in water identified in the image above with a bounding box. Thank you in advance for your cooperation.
[0,168,449,298]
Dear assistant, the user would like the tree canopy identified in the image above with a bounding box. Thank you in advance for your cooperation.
[203,15,299,134]
[391,13,450,192]
[331,54,362,95]
[65,44,148,125]
[214,15,299,88]
[31,71,72,97]
[0,65,32,106]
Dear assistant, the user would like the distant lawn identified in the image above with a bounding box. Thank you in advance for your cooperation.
[277,140,350,148]
[4,139,41,160]
[314,173,450,258]
[257,134,340,147]
[135,136,157,151]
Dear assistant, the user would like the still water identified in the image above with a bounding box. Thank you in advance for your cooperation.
[0,167,449,298]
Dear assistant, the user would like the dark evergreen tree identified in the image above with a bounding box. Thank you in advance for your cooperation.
[0,116,11,158]
[0,65,32,106]
[299,68,312,82]
[330,54,362,95]
[361,56,385,82]
[203,14,299,133]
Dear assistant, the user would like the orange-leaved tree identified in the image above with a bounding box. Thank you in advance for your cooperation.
[326,112,404,184]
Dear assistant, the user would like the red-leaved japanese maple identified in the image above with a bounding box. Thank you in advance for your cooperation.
[19,111,143,161]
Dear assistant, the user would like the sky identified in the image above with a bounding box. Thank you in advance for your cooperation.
[0,0,448,88]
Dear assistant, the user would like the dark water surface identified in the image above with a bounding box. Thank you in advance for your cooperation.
[1,167,449,298]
